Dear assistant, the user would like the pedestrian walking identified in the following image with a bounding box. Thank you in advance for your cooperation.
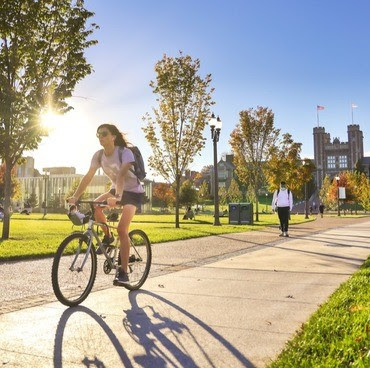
[319,203,325,218]
[272,181,293,237]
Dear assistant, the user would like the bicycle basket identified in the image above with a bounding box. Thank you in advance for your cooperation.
[67,213,90,226]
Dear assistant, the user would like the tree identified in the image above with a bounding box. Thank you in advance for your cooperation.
[143,52,214,228]
[319,175,336,210]
[328,172,356,204]
[357,174,370,211]
[229,106,279,221]
[245,184,256,204]
[65,179,88,202]
[179,180,197,207]
[197,180,209,207]
[152,182,175,209]
[28,191,38,208]
[264,134,315,198]
[227,178,243,203]
[0,0,98,238]
[0,164,20,201]
[218,186,228,210]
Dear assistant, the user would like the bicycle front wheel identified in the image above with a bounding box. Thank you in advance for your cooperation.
[52,232,97,307]
[123,229,152,291]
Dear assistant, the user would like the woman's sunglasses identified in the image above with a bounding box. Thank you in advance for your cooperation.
[96,131,109,138]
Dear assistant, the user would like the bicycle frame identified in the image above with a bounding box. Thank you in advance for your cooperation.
[72,201,121,272]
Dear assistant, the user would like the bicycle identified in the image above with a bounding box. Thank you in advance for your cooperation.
[51,200,152,307]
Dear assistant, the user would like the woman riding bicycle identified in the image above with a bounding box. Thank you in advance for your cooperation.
[68,123,144,286]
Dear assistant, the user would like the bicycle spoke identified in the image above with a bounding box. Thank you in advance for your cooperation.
[52,233,97,306]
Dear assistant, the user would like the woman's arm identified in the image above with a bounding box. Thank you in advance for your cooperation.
[114,162,132,198]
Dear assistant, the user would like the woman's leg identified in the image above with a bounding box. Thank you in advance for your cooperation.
[117,204,137,273]
[94,192,113,237]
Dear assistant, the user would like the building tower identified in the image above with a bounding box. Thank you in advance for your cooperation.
[313,127,329,188]
[347,124,364,169]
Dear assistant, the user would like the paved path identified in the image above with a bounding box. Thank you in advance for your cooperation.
[0,216,369,367]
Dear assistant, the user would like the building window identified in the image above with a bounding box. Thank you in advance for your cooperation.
[327,156,336,169]
[339,155,347,168]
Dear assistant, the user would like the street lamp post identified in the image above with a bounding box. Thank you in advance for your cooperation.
[303,160,309,219]
[335,176,340,217]
[210,113,222,226]
[265,193,268,213]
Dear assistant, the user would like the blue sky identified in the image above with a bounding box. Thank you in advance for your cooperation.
[32,0,370,177]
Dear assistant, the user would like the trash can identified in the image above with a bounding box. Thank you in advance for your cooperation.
[228,203,240,224]
[240,203,253,225]
[229,203,253,225]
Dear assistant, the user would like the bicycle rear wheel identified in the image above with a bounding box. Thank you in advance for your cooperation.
[123,229,152,290]
[52,233,97,307]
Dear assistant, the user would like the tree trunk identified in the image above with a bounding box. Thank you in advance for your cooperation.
[255,196,259,222]
[2,161,12,239]
[175,178,180,228]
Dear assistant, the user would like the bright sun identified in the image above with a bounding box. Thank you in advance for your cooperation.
[40,109,64,132]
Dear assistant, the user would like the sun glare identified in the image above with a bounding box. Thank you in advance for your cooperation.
[40,109,63,132]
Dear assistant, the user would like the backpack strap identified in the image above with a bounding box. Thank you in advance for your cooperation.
[99,146,140,182]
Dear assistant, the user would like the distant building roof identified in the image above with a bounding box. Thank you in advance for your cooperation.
[360,156,370,165]
[43,167,76,175]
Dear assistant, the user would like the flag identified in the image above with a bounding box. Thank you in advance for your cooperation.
[351,103,358,109]
[317,105,325,110]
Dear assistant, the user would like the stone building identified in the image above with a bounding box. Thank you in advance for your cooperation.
[313,124,364,188]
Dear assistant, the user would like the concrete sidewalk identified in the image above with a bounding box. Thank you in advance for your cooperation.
[0,219,369,367]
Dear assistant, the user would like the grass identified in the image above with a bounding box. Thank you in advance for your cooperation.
[0,212,312,260]
[268,256,370,368]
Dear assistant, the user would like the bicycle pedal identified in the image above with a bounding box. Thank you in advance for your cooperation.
[128,255,136,263]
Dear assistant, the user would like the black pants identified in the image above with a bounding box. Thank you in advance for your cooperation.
[277,207,290,232]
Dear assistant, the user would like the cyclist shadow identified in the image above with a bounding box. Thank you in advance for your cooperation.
[123,290,255,368]
[53,292,255,368]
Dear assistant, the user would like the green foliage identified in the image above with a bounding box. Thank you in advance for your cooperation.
[0,0,98,238]
[28,191,38,208]
[230,106,279,221]
[269,256,370,367]
[227,178,243,203]
[143,52,214,227]
[218,186,228,208]
[65,179,88,201]
[320,175,336,209]
[197,181,209,204]
[246,184,257,203]
[179,180,197,207]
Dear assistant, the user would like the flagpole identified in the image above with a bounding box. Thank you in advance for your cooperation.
[317,108,319,127]
[351,103,354,124]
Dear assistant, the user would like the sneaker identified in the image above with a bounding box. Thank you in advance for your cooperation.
[113,268,130,286]
[283,232,289,237]
[96,234,115,255]
[279,233,284,237]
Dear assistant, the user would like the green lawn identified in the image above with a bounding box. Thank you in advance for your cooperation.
[269,256,370,367]
[0,212,312,260]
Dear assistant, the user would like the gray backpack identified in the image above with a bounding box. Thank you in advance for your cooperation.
[98,146,146,182]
